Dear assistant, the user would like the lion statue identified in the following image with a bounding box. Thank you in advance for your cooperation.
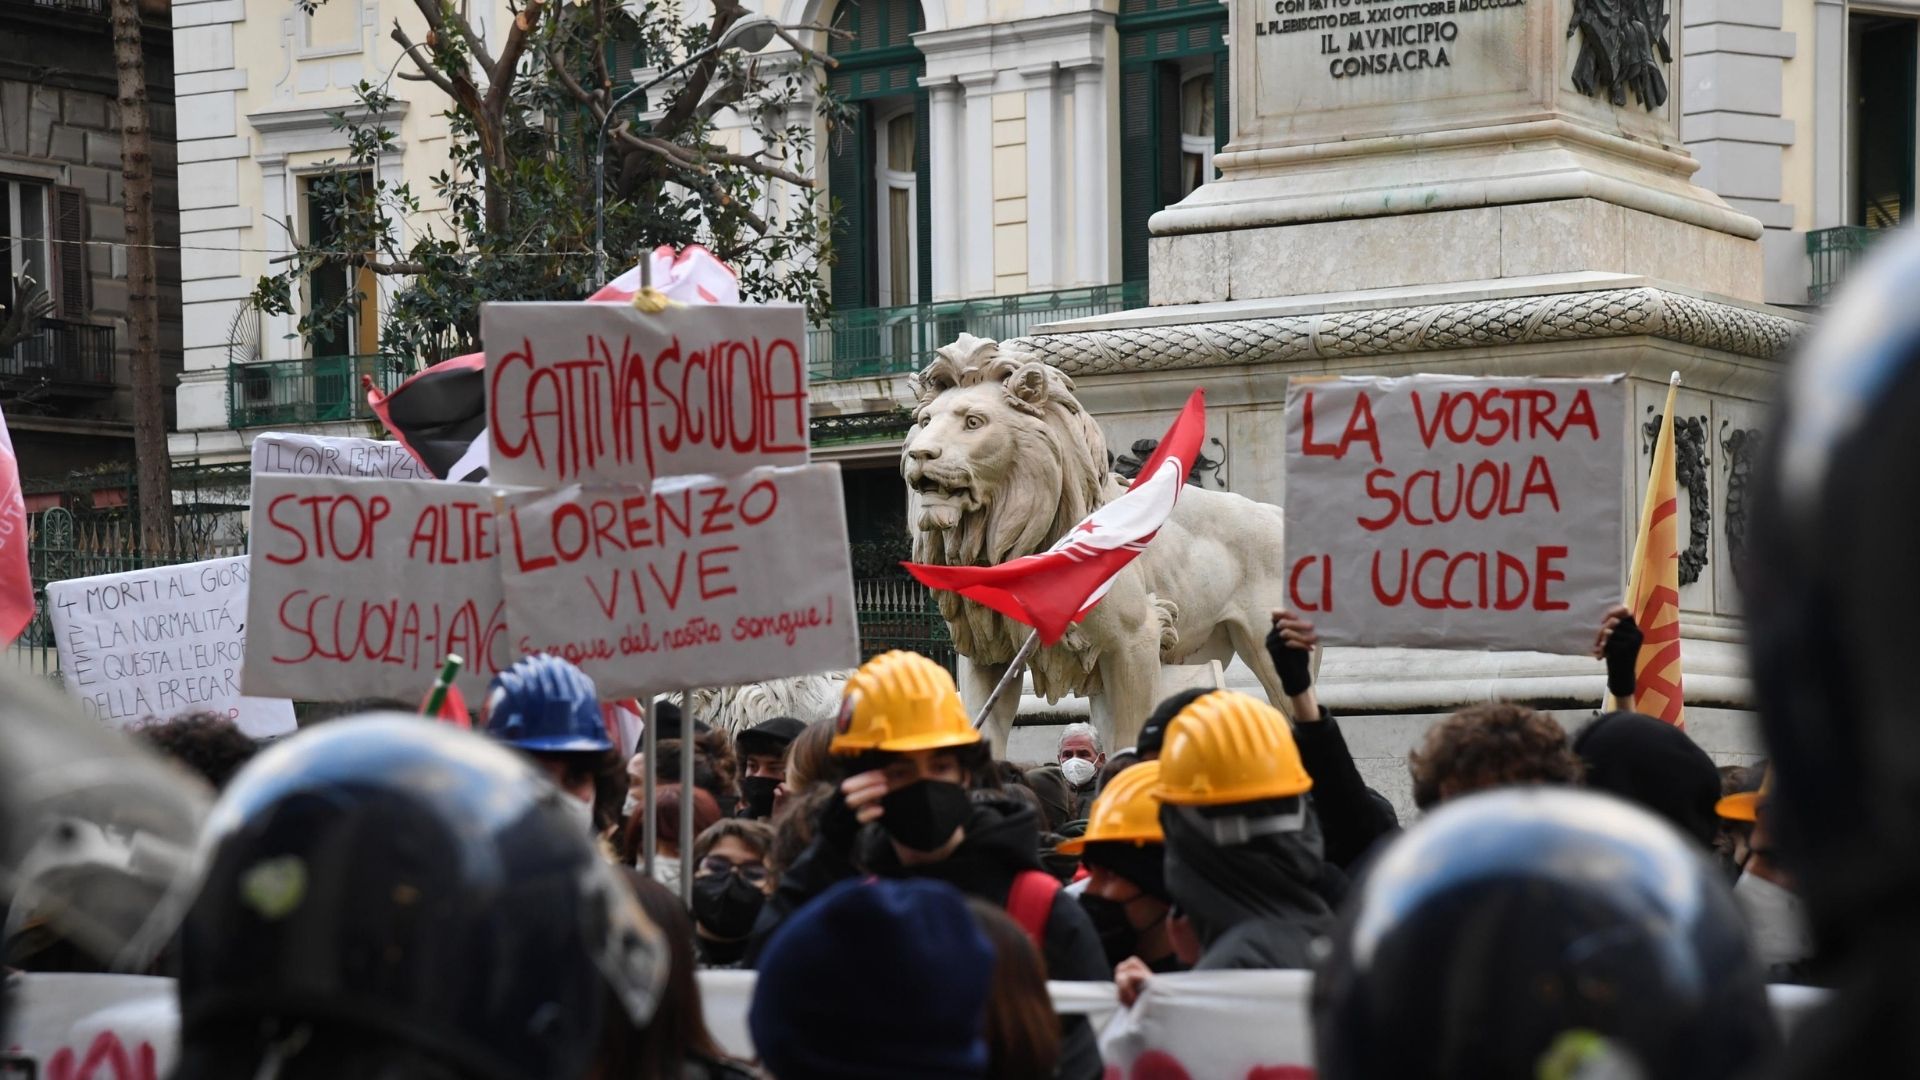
[692,671,851,736]
[904,334,1294,752]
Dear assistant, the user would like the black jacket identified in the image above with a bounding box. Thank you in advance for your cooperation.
[749,792,1107,1079]
[1164,800,1335,971]
[1295,709,1401,872]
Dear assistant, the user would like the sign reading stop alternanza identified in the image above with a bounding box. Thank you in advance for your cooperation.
[1283,374,1626,655]
[243,475,509,702]
[481,302,810,489]
[497,464,859,696]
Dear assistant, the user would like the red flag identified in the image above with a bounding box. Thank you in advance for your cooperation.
[0,404,32,646]
[421,680,471,728]
[905,389,1206,645]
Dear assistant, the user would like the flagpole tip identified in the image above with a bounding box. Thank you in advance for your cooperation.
[1668,371,1682,386]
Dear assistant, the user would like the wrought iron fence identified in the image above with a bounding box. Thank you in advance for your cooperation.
[6,507,247,682]
[227,354,414,428]
[0,319,115,388]
[1807,226,1880,305]
[808,282,1146,382]
[853,575,954,674]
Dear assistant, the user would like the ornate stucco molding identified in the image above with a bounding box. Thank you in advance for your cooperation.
[1009,287,1804,377]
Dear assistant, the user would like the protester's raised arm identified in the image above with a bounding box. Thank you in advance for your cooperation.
[1593,604,1643,706]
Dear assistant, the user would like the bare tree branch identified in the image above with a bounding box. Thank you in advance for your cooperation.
[452,0,498,74]
[390,22,465,107]
[485,0,544,115]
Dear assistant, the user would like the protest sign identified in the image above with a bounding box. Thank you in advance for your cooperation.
[47,557,295,738]
[244,475,507,702]
[1283,375,1626,655]
[1,973,179,1080]
[250,430,433,481]
[481,301,809,488]
[497,463,859,696]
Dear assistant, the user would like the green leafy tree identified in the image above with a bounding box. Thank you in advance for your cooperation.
[254,0,842,367]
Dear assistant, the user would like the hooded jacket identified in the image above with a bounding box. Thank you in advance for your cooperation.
[1162,801,1335,971]
[749,791,1107,1079]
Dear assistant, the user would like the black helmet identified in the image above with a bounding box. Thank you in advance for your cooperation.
[1745,227,1920,1071]
[176,715,665,1080]
[1313,787,1777,1080]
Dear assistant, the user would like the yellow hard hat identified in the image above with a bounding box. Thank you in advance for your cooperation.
[1057,761,1164,855]
[831,651,980,755]
[1156,691,1313,806]
[1715,766,1772,822]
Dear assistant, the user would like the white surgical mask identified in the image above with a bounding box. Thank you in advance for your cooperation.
[563,792,596,833]
[1733,871,1814,968]
[1061,758,1097,787]
[621,791,641,822]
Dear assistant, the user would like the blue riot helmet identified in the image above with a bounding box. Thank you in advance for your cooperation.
[484,652,611,753]
[1313,787,1777,1080]
[174,716,664,1080]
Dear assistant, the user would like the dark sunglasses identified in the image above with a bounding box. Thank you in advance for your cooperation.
[699,855,769,885]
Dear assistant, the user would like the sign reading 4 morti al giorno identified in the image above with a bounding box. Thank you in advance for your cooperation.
[1283,374,1625,655]
[243,475,509,703]
[498,464,860,696]
[481,301,810,489]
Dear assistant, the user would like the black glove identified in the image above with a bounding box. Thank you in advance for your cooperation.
[1604,613,1644,700]
[817,787,862,856]
[1265,623,1314,698]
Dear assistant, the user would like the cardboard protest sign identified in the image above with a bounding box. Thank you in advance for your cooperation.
[497,464,859,696]
[47,557,296,738]
[250,430,433,481]
[481,301,809,488]
[1283,375,1626,655]
[1,973,180,1080]
[244,476,507,702]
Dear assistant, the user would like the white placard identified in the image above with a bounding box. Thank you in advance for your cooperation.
[47,557,295,737]
[1283,374,1626,655]
[497,464,858,696]
[481,301,810,488]
[244,476,508,703]
[249,430,434,480]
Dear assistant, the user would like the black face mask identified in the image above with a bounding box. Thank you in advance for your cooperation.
[879,779,972,853]
[691,870,766,940]
[740,776,780,820]
[1079,893,1139,969]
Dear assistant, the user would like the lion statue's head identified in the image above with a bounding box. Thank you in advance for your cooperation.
[903,334,1111,570]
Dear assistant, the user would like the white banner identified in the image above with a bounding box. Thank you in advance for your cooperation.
[46,557,295,738]
[1,971,1827,1077]
[1283,374,1627,655]
[1,973,180,1080]
[243,476,508,703]
[249,430,434,481]
[481,302,810,488]
[497,464,859,696]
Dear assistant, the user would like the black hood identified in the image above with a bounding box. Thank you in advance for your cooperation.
[1573,711,1721,848]
[1163,800,1333,970]
[864,792,1044,903]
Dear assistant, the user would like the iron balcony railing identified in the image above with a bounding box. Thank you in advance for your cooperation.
[808,281,1146,381]
[228,354,413,429]
[1807,225,1881,305]
[0,318,115,389]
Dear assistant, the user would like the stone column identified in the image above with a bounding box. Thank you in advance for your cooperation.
[921,75,964,301]
[1812,0,1847,229]
[1068,62,1107,287]
[959,71,998,298]
[1021,63,1059,291]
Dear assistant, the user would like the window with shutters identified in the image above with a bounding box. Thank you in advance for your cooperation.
[301,172,378,358]
[1117,0,1228,283]
[823,0,929,312]
[50,186,89,320]
[0,177,52,321]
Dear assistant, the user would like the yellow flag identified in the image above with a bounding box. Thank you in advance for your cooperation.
[1611,376,1685,726]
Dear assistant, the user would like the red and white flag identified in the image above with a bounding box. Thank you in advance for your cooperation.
[905,389,1206,645]
[0,403,32,646]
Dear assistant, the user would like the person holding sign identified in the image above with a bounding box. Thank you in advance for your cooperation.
[483,653,617,834]
[747,650,1108,1080]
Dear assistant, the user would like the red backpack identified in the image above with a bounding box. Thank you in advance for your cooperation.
[1004,869,1061,953]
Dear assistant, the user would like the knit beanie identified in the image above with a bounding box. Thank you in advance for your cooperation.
[749,878,993,1079]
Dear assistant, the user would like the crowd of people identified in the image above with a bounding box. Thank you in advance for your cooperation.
[13,230,1920,1079]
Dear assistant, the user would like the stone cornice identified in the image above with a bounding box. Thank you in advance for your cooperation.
[1009,287,1806,379]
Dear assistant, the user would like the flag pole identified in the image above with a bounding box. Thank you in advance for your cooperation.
[973,629,1040,730]
[421,653,463,717]
[679,689,695,907]
[641,694,658,878]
